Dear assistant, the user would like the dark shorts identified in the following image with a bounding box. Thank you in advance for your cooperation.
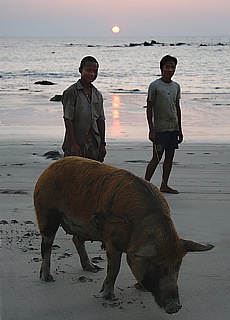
[155,131,179,153]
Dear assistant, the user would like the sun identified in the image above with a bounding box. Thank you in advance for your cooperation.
[112,25,120,34]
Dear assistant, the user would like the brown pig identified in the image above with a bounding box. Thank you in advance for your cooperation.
[34,156,213,314]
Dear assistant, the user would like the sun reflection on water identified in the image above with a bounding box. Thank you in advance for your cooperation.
[110,95,121,137]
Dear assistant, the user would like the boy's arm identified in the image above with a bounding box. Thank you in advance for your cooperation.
[62,87,82,156]
[176,100,183,143]
[97,119,106,161]
[146,101,156,142]
[97,118,106,144]
[64,119,82,156]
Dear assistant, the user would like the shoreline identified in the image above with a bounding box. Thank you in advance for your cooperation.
[1,91,230,144]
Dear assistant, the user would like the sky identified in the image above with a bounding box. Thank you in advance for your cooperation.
[0,0,230,37]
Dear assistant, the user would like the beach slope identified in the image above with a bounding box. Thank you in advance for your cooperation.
[0,139,229,320]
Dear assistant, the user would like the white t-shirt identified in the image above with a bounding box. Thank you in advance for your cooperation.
[147,78,180,132]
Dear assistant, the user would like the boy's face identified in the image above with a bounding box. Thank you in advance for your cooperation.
[80,61,98,84]
[161,60,176,82]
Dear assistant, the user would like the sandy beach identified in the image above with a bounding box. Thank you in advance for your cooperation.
[0,134,230,320]
[1,30,230,319]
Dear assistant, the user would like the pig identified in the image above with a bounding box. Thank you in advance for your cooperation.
[34,156,213,314]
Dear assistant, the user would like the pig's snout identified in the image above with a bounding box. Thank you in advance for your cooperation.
[164,298,182,314]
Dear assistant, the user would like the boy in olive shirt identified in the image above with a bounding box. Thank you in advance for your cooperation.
[62,56,106,162]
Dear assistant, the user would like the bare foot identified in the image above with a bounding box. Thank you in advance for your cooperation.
[160,186,179,194]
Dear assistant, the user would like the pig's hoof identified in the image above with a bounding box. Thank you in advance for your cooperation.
[40,271,55,282]
[134,282,148,291]
[102,291,117,301]
[84,263,103,273]
[41,275,55,282]
[92,263,104,271]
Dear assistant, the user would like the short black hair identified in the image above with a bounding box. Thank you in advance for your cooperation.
[79,56,99,71]
[160,55,177,71]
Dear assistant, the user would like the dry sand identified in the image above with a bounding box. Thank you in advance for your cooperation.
[0,138,230,320]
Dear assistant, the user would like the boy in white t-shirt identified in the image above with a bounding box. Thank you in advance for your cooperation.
[145,55,183,194]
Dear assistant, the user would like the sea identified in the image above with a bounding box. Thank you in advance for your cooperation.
[0,36,230,143]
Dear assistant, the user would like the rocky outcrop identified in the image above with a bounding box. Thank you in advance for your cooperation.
[50,95,62,102]
[34,80,56,85]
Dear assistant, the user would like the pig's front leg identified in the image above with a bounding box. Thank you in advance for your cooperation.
[72,235,103,272]
[100,246,122,300]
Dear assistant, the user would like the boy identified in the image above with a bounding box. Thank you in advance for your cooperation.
[62,56,106,162]
[145,55,183,193]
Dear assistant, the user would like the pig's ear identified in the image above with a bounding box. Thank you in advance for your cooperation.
[135,244,158,257]
[182,239,214,253]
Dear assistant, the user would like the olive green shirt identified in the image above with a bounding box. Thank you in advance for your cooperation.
[62,80,105,153]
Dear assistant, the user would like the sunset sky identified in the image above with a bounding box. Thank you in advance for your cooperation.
[0,0,229,37]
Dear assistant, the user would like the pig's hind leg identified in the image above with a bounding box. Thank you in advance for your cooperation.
[39,210,61,282]
[40,235,56,281]
[72,235,103,272]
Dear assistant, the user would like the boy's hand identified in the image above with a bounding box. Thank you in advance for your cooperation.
[149,130,156,143]
[70,144,82,156]
[98,145,106,162]
[178,132,183,144]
